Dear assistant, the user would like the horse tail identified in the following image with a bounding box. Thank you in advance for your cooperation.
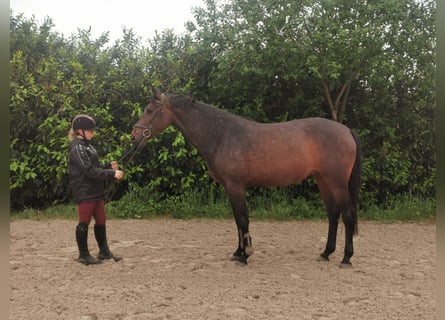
[349,129,361,235]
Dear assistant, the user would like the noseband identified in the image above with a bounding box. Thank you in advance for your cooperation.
[133,124,153,138]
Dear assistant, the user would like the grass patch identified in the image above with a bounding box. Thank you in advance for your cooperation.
[162,191,232,219]
[248,189,325,220]
[10,189,435,223]
[103,185,233,219]
[359,195,436,222]
[10,204,78,221]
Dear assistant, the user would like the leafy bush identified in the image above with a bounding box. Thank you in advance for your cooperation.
[10,1,436,211]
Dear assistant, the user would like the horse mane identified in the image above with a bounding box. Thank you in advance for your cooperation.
[168,94,258,124]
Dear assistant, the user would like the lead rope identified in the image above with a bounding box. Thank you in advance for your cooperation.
[104,137,148,202]
[105,98,163,202]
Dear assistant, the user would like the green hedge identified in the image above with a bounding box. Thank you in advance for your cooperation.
[10,0,436,211]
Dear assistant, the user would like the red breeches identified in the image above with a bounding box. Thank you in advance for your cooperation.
[77,199,106,225]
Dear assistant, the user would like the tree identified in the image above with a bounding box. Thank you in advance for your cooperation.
[188,0,436,203]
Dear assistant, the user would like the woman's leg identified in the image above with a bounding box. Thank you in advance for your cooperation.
[93,199,122,261]
[75,202,102,265]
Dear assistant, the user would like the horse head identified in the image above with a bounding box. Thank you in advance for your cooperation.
[131,88,172,146]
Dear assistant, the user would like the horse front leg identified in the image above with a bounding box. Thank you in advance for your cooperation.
[225,186,253,265]
[232,228,253,264]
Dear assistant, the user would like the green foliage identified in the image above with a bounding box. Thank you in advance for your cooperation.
[191,0,436,205]
[105,187,166,219]
[10,0,435,212]
[9,15,146,209]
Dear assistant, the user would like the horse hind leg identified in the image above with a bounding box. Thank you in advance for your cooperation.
[318,190,340,263]
[327,188,356,268]
[315,177,343,263]
[317,174,356,268]
[338,196,357,267]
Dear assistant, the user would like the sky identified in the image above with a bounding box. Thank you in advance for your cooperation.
[10,0,205,43]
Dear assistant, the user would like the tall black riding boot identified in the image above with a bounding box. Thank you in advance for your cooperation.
[94,224,123,262]
[76,223,103,265]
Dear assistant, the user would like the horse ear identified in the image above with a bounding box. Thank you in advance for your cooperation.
[152,87,163,100]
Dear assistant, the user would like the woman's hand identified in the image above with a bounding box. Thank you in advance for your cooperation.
[111,161,119,170]
[114,170,124,180]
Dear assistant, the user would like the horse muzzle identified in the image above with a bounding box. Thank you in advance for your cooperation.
[131,125,152,146]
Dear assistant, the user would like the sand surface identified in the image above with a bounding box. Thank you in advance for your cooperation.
[10,219,435,319]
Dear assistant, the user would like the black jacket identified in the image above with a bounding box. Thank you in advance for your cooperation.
[68,138,115,203]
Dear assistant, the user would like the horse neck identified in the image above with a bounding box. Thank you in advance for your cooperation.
[168,97,232,158]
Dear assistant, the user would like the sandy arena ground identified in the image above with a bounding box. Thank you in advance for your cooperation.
[10,219,435,320]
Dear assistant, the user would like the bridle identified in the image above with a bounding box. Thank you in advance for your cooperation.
[132,98,164,139]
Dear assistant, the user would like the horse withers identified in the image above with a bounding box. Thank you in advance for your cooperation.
[131,88,361,267]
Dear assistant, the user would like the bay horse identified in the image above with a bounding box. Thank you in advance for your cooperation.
[131,88,361,267]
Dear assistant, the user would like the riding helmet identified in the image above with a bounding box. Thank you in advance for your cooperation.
[72,114,96,131]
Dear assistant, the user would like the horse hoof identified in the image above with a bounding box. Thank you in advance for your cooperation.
[339,262,352,269]
[234,260,248,266]
[231,254,248,265]
[317,255,329,262]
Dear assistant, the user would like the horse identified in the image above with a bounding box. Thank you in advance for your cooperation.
[131,88,361,267]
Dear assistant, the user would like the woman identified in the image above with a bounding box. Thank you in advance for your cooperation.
[68,114,124,265]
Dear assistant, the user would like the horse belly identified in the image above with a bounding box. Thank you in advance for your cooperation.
[208,152,310,187]
[245,159,312,187]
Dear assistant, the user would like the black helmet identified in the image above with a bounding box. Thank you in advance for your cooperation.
[72,114,96,131]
